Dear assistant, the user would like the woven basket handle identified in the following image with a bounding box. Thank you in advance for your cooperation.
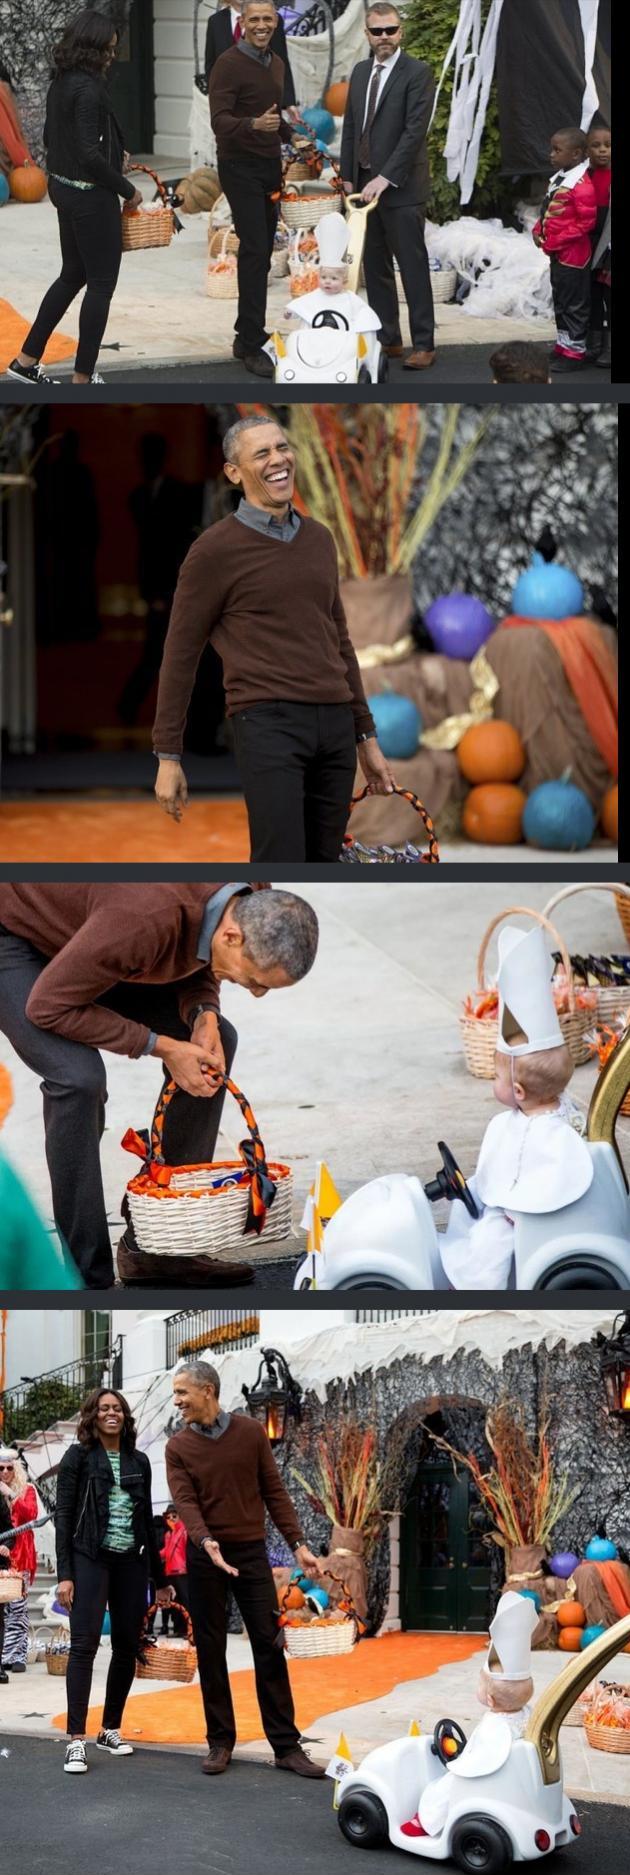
[125,162,169,208]
[348,783,440,863]
[477,905,576,1011]
[150,1068,268,1171]
[143,1601,194,1643]
[542,882,630,920]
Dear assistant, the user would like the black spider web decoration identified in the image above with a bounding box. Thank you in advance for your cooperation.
[0,0,132,159]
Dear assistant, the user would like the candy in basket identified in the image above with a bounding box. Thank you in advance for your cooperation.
[341,783,440,864]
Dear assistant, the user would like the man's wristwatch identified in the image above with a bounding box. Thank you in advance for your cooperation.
[356,732,374,744]
[190,1003,218,1028]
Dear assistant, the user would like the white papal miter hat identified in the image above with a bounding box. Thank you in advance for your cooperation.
[495,924,565,1058]
[486,1589,538,1680]
[316,210,350,267]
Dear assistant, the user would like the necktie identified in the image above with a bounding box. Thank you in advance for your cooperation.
[358,63,382,171]
[234,15,243,40]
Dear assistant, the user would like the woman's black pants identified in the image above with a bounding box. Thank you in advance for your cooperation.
[23,180,123,379]
[66,1548,148,1735]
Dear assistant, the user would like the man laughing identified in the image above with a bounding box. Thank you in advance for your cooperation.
[153,415,394,861]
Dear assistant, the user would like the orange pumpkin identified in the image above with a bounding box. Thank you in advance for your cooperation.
[9,161,47,203]
[280,1584,305,1611]
[601,784,618,844]
[462,783,526,846]
[457,720,525,785]
[324,81,349,117]
[557,1601,586,1629]
[558,1627,584,1651]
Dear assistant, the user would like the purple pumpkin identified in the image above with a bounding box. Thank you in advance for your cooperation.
[424,593,494,661]
[548,1551,579,1579]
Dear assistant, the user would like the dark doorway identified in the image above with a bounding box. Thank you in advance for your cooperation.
[401,1423,492,1633]
[108,0,154,156]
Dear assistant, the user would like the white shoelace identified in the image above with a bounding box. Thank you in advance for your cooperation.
[67,1742,86,1761]
[101,1730,122,1747]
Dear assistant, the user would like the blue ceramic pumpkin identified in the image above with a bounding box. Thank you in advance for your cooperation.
[299,105,335,145]
[549,1551,580,1579]
[584,1536,618,1563]
[511,551,584,620]
[370,692,422,759]
[522,780,596,851]
[0,172,9,207]
[580,1623,607,1649]
[424,593,494,660]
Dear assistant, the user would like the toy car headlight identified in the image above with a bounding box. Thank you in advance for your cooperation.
[336,372,348,381]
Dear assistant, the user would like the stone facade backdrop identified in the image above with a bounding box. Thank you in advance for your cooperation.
[0,0,132,159]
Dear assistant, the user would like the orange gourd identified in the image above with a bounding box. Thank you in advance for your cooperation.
[279,1584,305,1611]
[324,81,349,117]
[557,1601,586,1628]
[558,1627,584,1651]
[9,161,47,202]
[601,784,618,843]
[462,783,526,846]
[457,720,525,785]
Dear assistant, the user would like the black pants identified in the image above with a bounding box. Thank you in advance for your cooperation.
[66,1548,148,1736]
[0,926,238,1288]
[231,700,357,861]
[23,180,123,379]
[550,255,592,358]
[187,1539,299,1755]
[359,170,434,351]
[590,274,611,335]
[218,155,281,353]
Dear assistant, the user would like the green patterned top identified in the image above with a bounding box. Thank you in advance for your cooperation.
[104,1452,135,1552]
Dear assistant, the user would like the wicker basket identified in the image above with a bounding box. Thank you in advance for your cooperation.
[136,1604,197,1683]
[430,266,457,302]
[46,1648,70,1677]
[341,784,440,865]
[281,183,342,230]
[209,223,239,257]
[616,894,630,946]
[460,906,590,1080]
[122,164,175,251]
[584,1720,630,1754]
[207,230,238,298]
[543,885,630,1027]
[0,1572,24,1603]
[284,1617,357,1659]
[122,1070,293,1260]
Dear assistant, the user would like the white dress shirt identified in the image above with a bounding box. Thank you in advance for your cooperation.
[361,47,401,128]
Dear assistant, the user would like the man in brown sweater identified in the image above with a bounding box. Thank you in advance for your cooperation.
[167,1358,325,1778]
[0,883,318,1287]
[154,414,394,861]
[209,0,293,377]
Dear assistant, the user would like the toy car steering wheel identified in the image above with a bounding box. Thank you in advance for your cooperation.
[424,1142,480,1220]
[311,309,350,330]
[432,1719,467,1765]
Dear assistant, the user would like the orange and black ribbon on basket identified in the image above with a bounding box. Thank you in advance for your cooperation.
[121,1070,277,1235]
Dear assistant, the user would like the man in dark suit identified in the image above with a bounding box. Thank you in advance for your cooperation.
[340,2,436,370]
[205,0,296,108]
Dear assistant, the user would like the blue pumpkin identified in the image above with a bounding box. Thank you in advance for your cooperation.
[298,105,335,145]
[584,1536,618,1563]
[370,692,422,759]
[0,172,9,208]
[522,780,596,852]
[580,1624,607,1649]
[511,551,584,621]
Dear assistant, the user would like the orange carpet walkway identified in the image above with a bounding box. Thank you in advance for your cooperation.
[0,299,75,374]
[53,1633,484,1746]
[0,797,250,862]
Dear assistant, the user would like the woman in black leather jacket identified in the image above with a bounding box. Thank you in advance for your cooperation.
[55,1386,171,1776]
[8,9,142,388]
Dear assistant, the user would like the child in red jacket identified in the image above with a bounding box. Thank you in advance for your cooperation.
[533,126,597,375]
[586,123,611,370]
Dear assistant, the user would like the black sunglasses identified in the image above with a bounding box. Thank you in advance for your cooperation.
[368,22,399,33]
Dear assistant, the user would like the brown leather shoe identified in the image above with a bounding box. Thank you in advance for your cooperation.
[403,349,437,370]
[382,342,404,357]
[275,1746,326,1778]
[201,1746,233,1775]
[116,1232,254,1288]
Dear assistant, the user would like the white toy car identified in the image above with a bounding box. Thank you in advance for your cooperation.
[294,1037,630,1292]
[337,1614,630,1870]
[271,313,388,385]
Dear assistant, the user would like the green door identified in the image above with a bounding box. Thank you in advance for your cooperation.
[401,1462,492,1633]
[108,0,154,157]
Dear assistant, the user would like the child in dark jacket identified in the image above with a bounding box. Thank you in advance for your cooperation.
[586,123,611,370]
[533,126,597,375]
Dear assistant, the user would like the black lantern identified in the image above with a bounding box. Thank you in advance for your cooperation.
[600,1313,630,1418]
[242,1347,303,1446]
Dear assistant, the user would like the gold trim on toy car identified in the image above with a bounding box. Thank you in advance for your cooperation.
[587,1027,630,1186]
[524,1611,630,1784]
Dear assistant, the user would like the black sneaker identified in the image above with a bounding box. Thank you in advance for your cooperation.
[6,359,60,385]
[243,350,275,380]
[549,353,587,374]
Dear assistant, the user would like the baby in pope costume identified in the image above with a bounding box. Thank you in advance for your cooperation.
[284,209,381,374]
[441,925,593,1290]
[402,1591,538,1840]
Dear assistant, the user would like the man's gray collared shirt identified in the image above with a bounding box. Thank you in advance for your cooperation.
[188,1409,232,1440]
[237,37,272,65]
[196,883,252,963]
[234,497,301,545]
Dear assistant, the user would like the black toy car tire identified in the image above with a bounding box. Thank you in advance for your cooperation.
[338,1788,389,1849]
[451,1815,514,1874]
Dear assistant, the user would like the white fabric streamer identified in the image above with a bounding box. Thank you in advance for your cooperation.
[428,0,507,205]
[426,214,554,319]
[578,0,600,127]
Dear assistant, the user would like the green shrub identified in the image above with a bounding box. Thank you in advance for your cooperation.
[403,0,515,224]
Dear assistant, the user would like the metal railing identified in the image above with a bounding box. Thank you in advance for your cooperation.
[165,1310,261,1369]
[355,1310,437,1324]
[0,1338,123,1443]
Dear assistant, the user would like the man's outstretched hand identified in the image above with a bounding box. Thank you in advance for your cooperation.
[203,1538,239,1576]
[155,758,188,821]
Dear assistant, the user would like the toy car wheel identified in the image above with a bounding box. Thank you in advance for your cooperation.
[357,363,371,384]
[537,1258,623,1291]
[451,1815,513,1874]
[338,1788,389,1850]
[335,1277,410,1291]
[377,350,389,382]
